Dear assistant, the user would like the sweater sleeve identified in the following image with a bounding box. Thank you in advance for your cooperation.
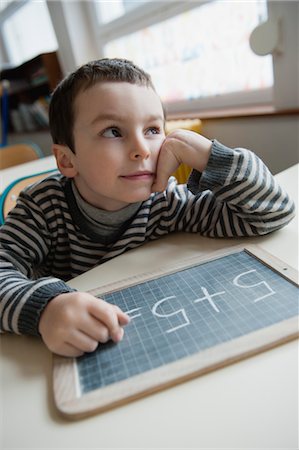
[166,140,295,237]
[0,192,76,336]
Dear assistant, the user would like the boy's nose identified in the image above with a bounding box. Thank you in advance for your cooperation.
[129,138,151,161]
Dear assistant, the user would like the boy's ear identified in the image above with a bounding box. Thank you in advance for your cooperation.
[52,144,78,178]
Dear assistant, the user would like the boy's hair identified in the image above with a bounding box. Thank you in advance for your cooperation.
[49,58,156,152]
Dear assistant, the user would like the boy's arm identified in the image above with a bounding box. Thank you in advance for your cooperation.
[0,199,75,336]
[0,193,130,356]
[152,130,295,237]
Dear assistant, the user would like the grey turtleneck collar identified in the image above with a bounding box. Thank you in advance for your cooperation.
[71,181,141,240]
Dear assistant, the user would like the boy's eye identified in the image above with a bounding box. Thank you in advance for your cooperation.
[101,127,122,138]
[146,127,161,135]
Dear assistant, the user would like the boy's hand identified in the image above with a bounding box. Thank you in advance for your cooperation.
[152,129,212,192]
[38,292,130,357]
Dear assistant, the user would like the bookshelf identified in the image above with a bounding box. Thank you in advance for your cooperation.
[0,52,63,134]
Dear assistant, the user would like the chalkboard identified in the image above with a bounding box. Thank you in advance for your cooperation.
[53,245,299,419]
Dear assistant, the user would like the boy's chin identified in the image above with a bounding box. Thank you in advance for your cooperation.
[126,189,152,203]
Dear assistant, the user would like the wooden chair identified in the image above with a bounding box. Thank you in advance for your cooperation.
[0,143,44,170]
[0,169,57,224]
[165,119,202,184]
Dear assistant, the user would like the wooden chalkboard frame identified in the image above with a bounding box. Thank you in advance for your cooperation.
[53,245,299,419]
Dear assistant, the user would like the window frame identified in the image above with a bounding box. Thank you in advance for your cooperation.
[1,0,298,118]
[90,1,207,44]
[0,0,58,68]
[86,0,298,117]
[0,1,27,67]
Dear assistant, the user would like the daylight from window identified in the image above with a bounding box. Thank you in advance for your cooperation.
[104,0,273,103]
[95,0,149,24]
[2,0,58,66]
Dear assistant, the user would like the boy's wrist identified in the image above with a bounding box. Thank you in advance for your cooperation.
[18,280,76,336]
[187,140,235,194]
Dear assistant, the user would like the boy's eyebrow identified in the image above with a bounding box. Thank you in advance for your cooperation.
[91,113,165,126]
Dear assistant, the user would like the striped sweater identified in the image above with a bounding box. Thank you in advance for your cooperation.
[0,140,295,336]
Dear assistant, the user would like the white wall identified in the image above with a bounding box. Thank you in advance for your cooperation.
[201,114,299,174]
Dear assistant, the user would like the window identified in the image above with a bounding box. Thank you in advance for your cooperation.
[89,0,274,116]
[94,0,149,24]
[1,1,297,116]
[0,0,15,12]
[0,0,58,67]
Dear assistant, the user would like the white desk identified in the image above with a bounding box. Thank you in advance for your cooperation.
[1,164,298,449]
[0,155,57,193]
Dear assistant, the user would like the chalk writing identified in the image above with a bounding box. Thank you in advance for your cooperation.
[123,270,277,334]
[125,307,142,319]
[232,269,276,302]
[152,296,190,333]
[193,287,226,313]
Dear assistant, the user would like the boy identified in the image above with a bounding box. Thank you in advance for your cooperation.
[0,58,295,357]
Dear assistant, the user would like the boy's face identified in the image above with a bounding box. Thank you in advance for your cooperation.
[68,81,165,211]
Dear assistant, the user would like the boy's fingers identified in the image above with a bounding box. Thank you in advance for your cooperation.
[112,327,124,342]
[152,141,181,192]
[152,164,179,192]
[88,298,130,342]
[152,161,174,192]
[113,305,130,325]
[67,329,99,353]
[80,315,110,343]
[110,306,130,341]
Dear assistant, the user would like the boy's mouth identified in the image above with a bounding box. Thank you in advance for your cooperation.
[121,171,154,181]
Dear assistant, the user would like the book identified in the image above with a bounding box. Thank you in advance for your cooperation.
[10,109,25,133]
[31,99,49,127]
[18,103,38,131]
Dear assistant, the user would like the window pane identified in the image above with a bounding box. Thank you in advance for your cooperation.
[3,0,58,66]
[95,0,149,24]
[104,0,273,103]
[0,0,14,12]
